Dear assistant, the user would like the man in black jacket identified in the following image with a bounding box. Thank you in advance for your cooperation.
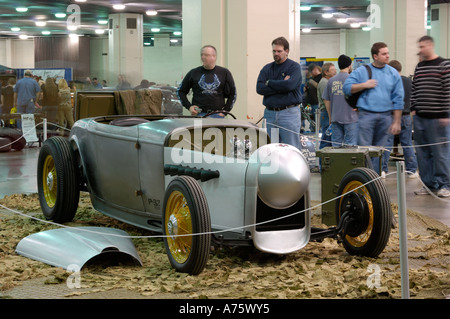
[177,45,237,118]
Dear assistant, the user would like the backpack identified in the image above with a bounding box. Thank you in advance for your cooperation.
[345,64,372,109]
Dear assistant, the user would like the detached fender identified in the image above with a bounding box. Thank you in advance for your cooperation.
[16,227,142,270]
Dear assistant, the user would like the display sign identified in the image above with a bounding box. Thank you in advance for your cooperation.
[21,114,39,143]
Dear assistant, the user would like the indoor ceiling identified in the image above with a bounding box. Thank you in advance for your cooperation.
[0,0,448,38]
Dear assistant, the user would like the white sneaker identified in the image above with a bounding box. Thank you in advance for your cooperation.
[381,171,387,179]
[437,188,450,198]
[414,187,430,196]
[408,172,419,179]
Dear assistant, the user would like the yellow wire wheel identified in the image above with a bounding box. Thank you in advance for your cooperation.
[162,176,211,275]
[335,168,392,258]
[37,137,80,223]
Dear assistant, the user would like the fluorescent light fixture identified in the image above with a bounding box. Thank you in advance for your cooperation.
[300,5,311,11]
[322,13,334,19]
[170,39,178,43]
[113,4,126,10]
[173,31,182,36]
[98,19,108,25]
[362,27,371,31]
[144,43,151,46]
[36,21,47,27]
[95,29,105,34]
[426,25,431,30]
[302,28,312,33]
[41,31,51,35]
[151,28,160,32]
[11,27,21,32]
[146,10,158,16]
[67,25,78,31]
[351,23,361,28]
[16,7,28,12]
[75,0,87,2]
[19,34,28,39]
[337,18,348,23]
[55,13,66,18]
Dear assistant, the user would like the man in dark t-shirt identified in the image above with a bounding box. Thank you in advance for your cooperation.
[177,45,237,117]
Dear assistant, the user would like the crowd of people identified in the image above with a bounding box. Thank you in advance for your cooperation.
[1,35,448,198]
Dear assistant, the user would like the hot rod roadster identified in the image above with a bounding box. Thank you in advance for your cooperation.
[37,114,392,275]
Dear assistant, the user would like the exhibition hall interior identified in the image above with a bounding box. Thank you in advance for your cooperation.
[0,0,449,301]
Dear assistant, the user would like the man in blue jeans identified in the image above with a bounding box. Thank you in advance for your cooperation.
[411,36,450,198]
[13,70,41,129]
[381,60,418,179]
[343,43,404,174]
[257,37,302,149]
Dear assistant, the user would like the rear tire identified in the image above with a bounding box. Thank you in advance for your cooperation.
[0,127,26,151]
[335,168,391,258]
[37,137,80,223]
[162,176,211,275]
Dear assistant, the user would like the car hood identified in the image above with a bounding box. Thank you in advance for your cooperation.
[15,227,142,270]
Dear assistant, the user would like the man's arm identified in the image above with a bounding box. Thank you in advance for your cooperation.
[266,63,302,93]
[343,67,377,95]
[256,66,278,96]
[324,100,331,124]
[177,71,194,110]
[224,70,237,111]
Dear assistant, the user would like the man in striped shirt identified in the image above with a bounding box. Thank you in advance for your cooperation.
[411,36,450,198]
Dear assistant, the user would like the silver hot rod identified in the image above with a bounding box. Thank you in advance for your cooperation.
[37,114,392,275]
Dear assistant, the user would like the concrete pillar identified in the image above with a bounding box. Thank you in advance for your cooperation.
[370,0,427,76]
[430,3,450,58]
[182,0,301,121]
[108,13,144,87]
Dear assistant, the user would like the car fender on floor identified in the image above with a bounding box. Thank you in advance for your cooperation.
[15,227,142,270]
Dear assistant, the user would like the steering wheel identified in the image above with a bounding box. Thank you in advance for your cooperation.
[202,110,237,119]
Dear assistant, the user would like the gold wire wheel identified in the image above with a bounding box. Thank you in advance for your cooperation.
[165,190,193,264]
[339,181,374,247]
[42,155,57,208]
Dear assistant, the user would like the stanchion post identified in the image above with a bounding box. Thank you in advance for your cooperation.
[43,118,48,142]
[396,161,410,299]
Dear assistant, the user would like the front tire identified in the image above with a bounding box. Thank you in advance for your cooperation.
[335,168,391,258]
[37,137,80,223]
[162,176,211,275]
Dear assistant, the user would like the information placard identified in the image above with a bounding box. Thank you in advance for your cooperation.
[21,114,39,143]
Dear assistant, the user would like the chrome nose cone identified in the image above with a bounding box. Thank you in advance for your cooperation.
[257,145,310,209]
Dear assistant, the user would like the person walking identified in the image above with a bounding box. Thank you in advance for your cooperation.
[177,45,237,118]
[317,63,336,149]
[411,36,450,198]
[256,37,303,149]
[323,55,359,147]
[343,42,404,174]
[40,77,60,129]
[381,60,418,179]
[13,70,41,129]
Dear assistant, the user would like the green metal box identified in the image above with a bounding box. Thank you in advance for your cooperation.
[316,147,383,226]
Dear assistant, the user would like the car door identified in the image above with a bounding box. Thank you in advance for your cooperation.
[93,123,145,212]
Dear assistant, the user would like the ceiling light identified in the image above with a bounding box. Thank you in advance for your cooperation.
[75,0,87,2]
[11,27,21,32]
[16,7,28,12]
[95,29,105,34]
[173,31,182,36]
[337,18,348,23]
[362,27,371,31]
[302,28,312,33]
[426,25,431,30]
[113,4,126,10]
[144,42,151,46]
[67,25,78,31]
[41,31,51,35]
[55,13,66,18]
[98,19,108,25]
[151,28,160,32]
[322,13,334,19]
[19,35,28,40]
[35,21,47,27]
[146,10,158,16]
[351,23,361,28]
[300,5,311,11]
[170,39,178,43]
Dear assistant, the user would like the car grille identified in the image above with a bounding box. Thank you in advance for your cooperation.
[255,197,306,232]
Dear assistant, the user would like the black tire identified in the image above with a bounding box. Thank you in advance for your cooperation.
[0,127,26,151]
[0,137,12,152]
[335,168,391,258]
[37,137,80,223]
[162,176,211,275]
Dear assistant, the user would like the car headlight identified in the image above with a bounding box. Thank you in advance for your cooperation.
[257,145,310,209]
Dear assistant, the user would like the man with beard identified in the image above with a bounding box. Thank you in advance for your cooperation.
[257,37,303,149]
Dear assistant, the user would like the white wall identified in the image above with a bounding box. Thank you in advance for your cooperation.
[300,29,371,59]
[0,39,34,69]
